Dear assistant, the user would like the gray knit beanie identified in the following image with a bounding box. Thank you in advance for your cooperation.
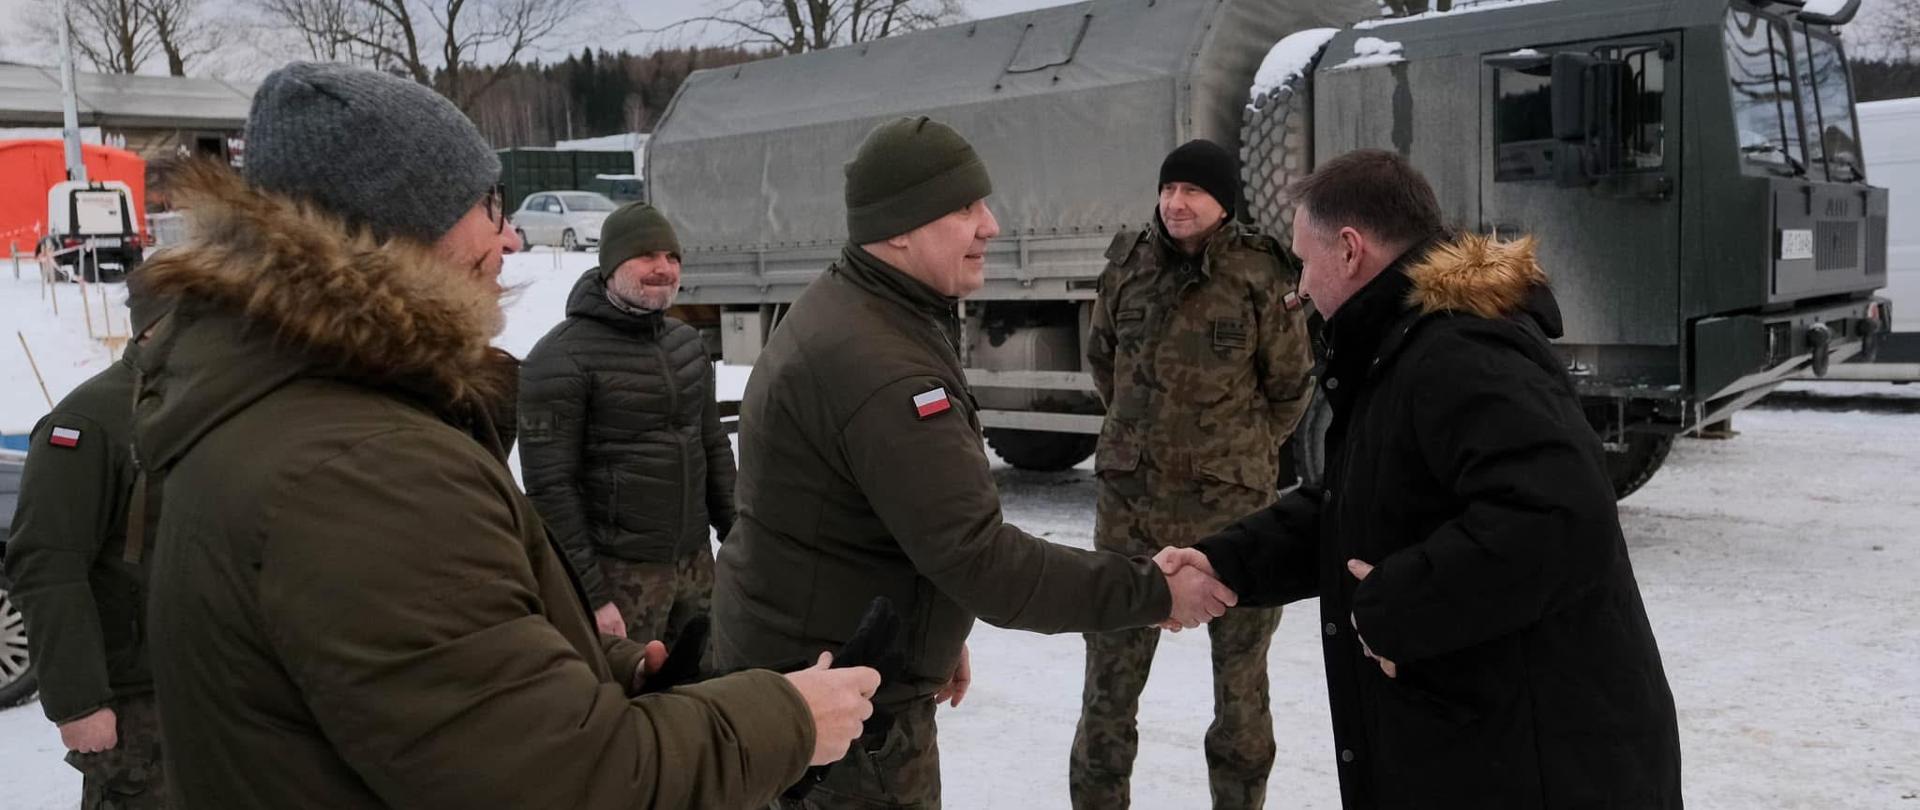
[243,62,500,244]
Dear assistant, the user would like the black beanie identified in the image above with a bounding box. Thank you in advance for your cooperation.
[1159,139,1238,216]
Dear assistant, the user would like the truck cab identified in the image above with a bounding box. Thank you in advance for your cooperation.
[1310,0,1887,489]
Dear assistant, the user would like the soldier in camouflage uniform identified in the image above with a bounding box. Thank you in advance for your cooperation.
[5,289,171,809]
[1072,140,1316,810]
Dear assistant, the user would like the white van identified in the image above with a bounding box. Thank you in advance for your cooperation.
[1859,97,1920,345]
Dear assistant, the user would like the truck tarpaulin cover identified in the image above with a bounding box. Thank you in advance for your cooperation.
[0,140,147,251]
[646,0,1376,253]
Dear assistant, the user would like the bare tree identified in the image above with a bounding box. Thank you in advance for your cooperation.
[653,0,964,55]
[25,0,157,73]
[139,0,223,75]
[1864,0,1920,62]
[249,0,589,109]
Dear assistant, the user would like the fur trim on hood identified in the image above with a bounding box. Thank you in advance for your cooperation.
[137,160,507,408]
[1405,233,1547,320]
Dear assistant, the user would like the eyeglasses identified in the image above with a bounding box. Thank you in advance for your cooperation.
[483,184,507,235]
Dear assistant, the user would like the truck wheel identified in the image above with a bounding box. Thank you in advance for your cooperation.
[984,429,1097,472]
[1240,40,1329,250]
[0,587,35,709]
[1607,433,1673,500]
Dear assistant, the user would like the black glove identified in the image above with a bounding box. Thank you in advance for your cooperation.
[636,615,711,695]
[782,597,906,801]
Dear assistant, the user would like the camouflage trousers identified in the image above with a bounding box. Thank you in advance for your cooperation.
[63,693,169,809]
[1071,469,1283,810]
[598,544,714,650]
[775,697,942,809]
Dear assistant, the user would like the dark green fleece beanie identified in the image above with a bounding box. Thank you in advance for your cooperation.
[844,116,994,244]
[597,203,682,278]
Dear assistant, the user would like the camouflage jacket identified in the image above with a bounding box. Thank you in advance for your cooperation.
[1088,219,1314,491]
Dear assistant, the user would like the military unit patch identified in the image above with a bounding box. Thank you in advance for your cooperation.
[1212,318,1249,350]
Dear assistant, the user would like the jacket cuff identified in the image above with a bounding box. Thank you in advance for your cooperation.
[47,697,115,726]
[601,636,649,695]
[673,670,815,792]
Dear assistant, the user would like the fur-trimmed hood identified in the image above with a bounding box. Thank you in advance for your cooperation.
[132,161,513,468]
[1405,232,1563,338]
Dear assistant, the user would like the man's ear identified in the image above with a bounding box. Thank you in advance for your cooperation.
[1339,227,1366,274]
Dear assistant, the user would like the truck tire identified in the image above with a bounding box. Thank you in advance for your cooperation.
[1606,433,1673,500]
[1240,42,1329,250]
[984,429,1097,472]
[0,587,35,709]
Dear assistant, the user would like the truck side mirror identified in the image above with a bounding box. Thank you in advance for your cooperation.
[1551,53,1632,186]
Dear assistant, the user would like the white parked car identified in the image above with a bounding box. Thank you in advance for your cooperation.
[510,191,618,251]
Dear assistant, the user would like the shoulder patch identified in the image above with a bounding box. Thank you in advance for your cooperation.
[48,425,82,448]
[913,387,953,420]
[1105,226,1148,264]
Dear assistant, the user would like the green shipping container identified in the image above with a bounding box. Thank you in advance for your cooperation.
[495,148,636,214]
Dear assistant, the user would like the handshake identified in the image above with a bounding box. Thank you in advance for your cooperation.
[1155,547,1238,631]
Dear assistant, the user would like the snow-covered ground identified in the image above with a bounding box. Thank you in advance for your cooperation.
[3,251,1918,807]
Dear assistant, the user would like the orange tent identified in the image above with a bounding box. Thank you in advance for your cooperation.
[0,140,147,253]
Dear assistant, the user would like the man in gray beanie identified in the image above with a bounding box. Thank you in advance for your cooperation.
[132,62,877,809]
[712,115,1240,809]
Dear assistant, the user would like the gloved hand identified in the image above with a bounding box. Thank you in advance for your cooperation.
[636,615,711,694]
[782,596,905,800]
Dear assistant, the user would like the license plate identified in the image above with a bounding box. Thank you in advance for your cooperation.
[90,237,122,248]
[1778,229,1813,261]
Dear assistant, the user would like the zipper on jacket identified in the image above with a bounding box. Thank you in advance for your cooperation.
[655,336,692,550]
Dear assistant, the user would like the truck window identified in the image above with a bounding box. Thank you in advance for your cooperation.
[1614,46,1666,171]
[1493,65,1556,181]
[1491,44,1665,182]
[1798,31,1865,182]
[1724,7,1804,174]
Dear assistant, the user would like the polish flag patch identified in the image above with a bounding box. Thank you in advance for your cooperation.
[913,387,952,420]
[48,426,82,448]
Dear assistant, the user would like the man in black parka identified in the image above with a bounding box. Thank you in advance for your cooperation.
[520,203,734,647]
[1159,149,1682,809]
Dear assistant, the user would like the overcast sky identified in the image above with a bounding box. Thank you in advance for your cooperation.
[0,0,1902,79]
[0,0,1072,74]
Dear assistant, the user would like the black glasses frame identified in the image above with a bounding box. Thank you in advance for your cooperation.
[483,184,507,235]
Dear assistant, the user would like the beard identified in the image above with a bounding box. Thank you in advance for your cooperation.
[608,270,678,312]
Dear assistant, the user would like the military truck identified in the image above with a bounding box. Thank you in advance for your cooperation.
[646,0,1892,498]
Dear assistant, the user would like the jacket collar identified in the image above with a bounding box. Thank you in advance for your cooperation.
[834,243,956,318]
[564,268,665,337]
[129,160,514,469]
[1149,212,1242,280]
[1323,232,1558,391]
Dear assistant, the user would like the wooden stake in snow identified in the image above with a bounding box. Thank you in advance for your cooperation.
[79,275,96,338]
[17,331,55,409]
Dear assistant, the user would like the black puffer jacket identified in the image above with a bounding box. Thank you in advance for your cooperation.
[519,268,735,604]
[1197,234,1681,809]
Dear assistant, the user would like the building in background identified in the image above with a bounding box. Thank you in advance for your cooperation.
[0,64,252,163]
